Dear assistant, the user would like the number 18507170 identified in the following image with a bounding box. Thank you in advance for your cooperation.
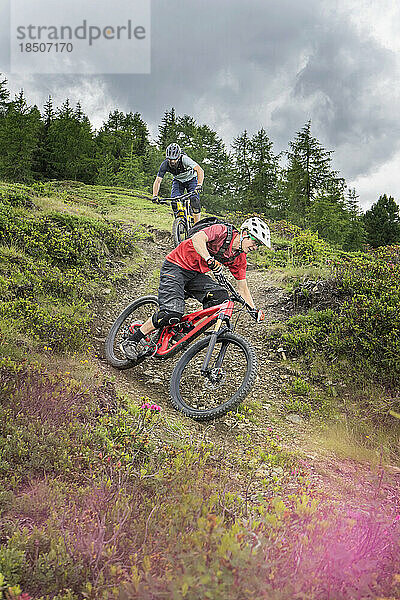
[18,42,73,52]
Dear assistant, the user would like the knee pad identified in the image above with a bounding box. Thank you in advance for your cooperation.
[190,195,201,213]
[203,288,229,309]
[152,309,182,329]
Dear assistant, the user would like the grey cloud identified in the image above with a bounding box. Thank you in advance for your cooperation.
[276,16,400,177]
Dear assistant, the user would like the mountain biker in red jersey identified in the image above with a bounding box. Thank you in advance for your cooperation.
[152,143,204,224]
[121,217,271,361]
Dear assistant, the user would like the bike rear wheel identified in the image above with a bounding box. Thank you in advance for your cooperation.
[172,217,188,247]
[105,295,159,369]
[169,331,257,421]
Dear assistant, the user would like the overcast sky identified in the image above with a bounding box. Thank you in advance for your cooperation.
[1,0,400,210]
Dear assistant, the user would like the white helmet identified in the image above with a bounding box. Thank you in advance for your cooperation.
[241,217,271,248]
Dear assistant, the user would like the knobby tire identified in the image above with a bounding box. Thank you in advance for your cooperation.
[105,295,159,370]
[172,217,188,247]
[169,331,257,421]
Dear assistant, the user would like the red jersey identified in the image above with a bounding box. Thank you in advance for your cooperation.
[166,224,247,280]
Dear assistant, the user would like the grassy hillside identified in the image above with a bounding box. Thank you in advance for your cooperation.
[0,181,399,600]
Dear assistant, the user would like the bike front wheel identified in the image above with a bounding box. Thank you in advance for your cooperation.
[169,331,257,421]
[105,295,159,369]
[172,217,188,247]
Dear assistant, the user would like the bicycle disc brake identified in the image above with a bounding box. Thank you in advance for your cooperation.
[203,367,226,390]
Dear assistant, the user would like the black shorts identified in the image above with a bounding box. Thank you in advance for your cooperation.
[158,260,227,314]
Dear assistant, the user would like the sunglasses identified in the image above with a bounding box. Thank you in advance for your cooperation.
[248,234,261,247]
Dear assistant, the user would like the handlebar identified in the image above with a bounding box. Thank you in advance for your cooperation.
[214,272,248,309]
[215,272,264,322]
[156,191,195,205]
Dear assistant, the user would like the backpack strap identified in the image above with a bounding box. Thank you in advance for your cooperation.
[212,225,242,264]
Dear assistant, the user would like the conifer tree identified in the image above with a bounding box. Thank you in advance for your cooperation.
[157,108,179,149]
[45,99,95,182]
[232,130,252,198]
[36,95,55,178]
[247,128,281,215]
[129,112,149,156]
[285,120,345,225]
[342,188,366,251]
[43,96,55,128]
[0,74,10,115]
[306,193,349,246]
[95,110,149,183]
[364,194,400,247]
[96,154,116,186]
[197,125,231,196]
[115,143,145,188]
[141,144,168,191]
[0,89,42,181]
[176,114,197,149]
[154,109,231,211]
[231,128,282,215]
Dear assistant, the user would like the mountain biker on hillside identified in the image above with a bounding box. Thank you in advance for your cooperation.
[121,217,271,361]
[152,143,204,224]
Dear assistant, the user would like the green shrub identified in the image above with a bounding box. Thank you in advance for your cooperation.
[0,246,102,302]
[0,183,36,208]
[3,529,85,596]
[289,377,311,395]
[0,547,25,587]
[0,358,95,427]
[292,230,326,265]
[280,254,400,385]
[0,296,90,350]
[0,207,134,266]
[369,244,400,264]
[332,257,400,383]
[281,309,338,355]
[0,410,78,482]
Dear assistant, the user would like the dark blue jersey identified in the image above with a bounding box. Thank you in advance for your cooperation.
[157,154,198,182]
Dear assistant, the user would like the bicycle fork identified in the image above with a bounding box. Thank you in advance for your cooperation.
[201,302,233,376]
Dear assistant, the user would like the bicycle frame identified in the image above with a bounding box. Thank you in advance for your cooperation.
[159,192,195,222]
[145,298,232,359]
[174,195,193,225]
[143,274,247,367]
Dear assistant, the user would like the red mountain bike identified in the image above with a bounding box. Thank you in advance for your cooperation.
[105,274,258,421]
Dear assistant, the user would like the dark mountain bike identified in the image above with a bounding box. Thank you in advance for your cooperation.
[158,191,195,247]
[105,274,260,421]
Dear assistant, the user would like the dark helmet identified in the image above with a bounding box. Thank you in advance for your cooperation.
[166,143,182,160]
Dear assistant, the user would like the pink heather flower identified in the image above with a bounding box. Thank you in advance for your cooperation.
[141,403,151,410]
[394,515,400,521]
[150,404,161,411]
